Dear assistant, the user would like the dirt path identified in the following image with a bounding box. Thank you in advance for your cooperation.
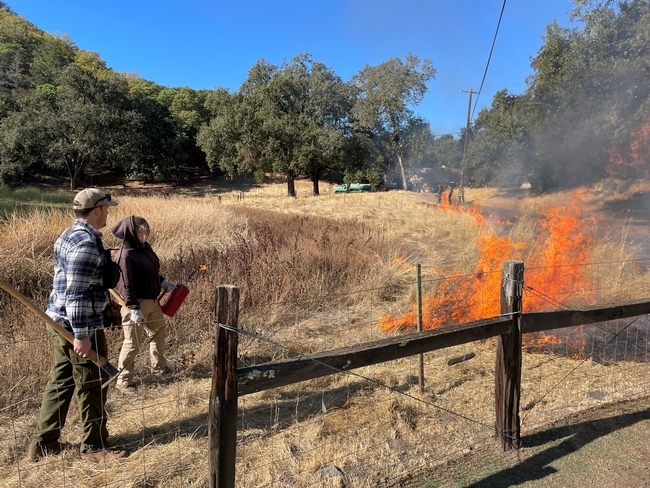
[414,395,650,487]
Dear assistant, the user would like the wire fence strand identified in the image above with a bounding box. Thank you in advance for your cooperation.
[3,259,650,487]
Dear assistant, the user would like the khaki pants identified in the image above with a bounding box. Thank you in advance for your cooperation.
[30,327,109,454]
[117,299,168,386]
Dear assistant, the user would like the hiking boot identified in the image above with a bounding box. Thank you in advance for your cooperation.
[84,449,127,462]
[28,441,66,462]
[115,382,136,394]
[152,366,173,375]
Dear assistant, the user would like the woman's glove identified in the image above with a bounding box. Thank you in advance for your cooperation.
[130,308,146,324]
[161,279,176,292]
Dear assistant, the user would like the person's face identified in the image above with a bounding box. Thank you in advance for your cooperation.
[137,227,150,244]
[95,204,109,229]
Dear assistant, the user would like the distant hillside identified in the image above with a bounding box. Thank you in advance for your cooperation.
[0,2,210,190]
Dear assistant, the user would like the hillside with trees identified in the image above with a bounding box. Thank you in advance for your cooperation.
[0,2,210,189]
[0,0,649,193]
[466,0,650,191]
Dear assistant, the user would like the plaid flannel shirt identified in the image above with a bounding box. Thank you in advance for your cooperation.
[46,220,108,339]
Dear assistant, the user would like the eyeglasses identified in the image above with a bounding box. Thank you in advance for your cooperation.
[91,193,111,208]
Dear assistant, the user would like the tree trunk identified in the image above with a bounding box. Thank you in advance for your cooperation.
[311,176,320,196]
[287,175,296,198]
[385,162,393,189]
[70,164,79,191]
[397,154,408,190]
[68,156,81,190]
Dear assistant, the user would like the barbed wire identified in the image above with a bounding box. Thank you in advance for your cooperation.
[4,258,650,486]
[523,283,650,355]
[216,321,516,442]
[519,282,648,422]
[230,258,650,309]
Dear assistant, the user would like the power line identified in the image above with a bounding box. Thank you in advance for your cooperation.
[460,88,476,161]
[471,0,508,120]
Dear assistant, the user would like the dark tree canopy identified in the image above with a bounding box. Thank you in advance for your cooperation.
[467,0,650,190]
[3,1,650,194]
[0,64,142,189]
[199,54,357,196]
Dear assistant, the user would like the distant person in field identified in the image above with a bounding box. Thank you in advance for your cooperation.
[112,216,174,395]
[448,185,454,204]
[458,184,465,204]
[436,184,443,203]
[29,188,126,463]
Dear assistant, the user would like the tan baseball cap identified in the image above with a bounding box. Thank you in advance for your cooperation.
[73,188,118,209]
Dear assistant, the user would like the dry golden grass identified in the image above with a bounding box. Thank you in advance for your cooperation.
[2,180,650,487]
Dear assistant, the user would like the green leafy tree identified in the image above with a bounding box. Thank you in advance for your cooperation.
[463,0,650,191]
[400,117,437,168]
[431,134,462,169]
[124,78,186,181]
[0,64,142,189]
[352,53,436,190]
[29,35,76,87]
[464,90,531,187]
[200,54,355,196]
[525,1,650,188]
[0,8,42,114]
[0,85,48,181]
[523,21,609,189]
[199,87,263,180]
[271,55,356,195]
[157,86,211,169]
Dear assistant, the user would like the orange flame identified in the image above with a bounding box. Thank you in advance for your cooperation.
[607,123,650,178]
[379,191,595,333]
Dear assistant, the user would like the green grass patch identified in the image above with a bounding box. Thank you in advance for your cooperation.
[0,185,72,218]
[0,185,73,203]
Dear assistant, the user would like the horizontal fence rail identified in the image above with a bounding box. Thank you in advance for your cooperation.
[238,316,513,395]
[522,299,650,333]
[238,300,650,396]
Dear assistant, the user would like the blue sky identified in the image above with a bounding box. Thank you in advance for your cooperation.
[11,0,577,137]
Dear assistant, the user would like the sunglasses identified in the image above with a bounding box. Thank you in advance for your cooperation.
[91,193,111,208]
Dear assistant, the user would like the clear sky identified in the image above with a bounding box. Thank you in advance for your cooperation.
[10,0,577,137]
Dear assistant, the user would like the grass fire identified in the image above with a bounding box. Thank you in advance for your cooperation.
[379,190,596,333]
[1,180,650,487]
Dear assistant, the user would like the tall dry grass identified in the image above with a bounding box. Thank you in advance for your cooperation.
[2,183,650,487]
[0,192,407,412]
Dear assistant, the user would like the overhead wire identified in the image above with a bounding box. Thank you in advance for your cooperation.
[471,0,508,121]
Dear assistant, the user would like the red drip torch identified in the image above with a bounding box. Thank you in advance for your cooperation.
[159,264,206,317]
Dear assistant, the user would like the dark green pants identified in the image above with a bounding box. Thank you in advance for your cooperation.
[30,327,110,454]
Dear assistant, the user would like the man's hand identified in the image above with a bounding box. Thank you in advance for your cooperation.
[161,279,176,293]
[73,337,92,358]
[130,309,146,324]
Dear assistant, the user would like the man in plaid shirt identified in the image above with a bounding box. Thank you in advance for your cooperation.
[29,188,127,463]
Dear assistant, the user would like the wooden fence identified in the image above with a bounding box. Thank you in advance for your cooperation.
[208,261,650,487]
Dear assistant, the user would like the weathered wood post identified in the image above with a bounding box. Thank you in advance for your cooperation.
[495,261,523,449]
[209,285,240,488]
[416,264,424,393]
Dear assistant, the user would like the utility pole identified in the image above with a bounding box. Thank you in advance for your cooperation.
[460,88,476,185]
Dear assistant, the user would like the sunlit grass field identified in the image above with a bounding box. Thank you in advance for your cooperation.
[1,180,650,486]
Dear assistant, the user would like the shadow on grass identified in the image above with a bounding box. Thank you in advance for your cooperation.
[107,375,413,453]
[464,406,650,487]
[599,190,650,223]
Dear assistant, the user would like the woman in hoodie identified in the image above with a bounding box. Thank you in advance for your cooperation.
[112,216,174,394]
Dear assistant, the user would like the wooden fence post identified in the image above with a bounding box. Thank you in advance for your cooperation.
[416,264,424,393]
[209,285,240,488]
[495,261,523,449]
